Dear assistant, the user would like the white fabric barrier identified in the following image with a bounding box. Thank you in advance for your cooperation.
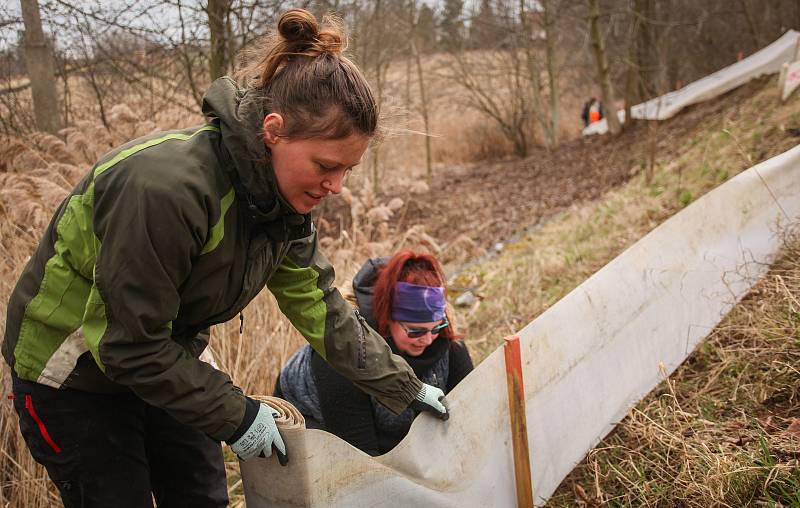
[583,30,800,136]
[781,60,800,100]
[241,144,800,506]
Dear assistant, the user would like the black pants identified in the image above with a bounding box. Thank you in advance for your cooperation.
[11,373,228,508]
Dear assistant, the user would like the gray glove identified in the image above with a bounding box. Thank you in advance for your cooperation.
[410,383,449,420]
[230,403,288,465]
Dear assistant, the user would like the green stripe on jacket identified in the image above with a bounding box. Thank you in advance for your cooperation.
[267,257,328,358]
[201,187,235,255]
[14,125,220,381]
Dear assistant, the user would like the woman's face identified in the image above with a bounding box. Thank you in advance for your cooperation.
[263,113,369,214]
[389,319,445,357]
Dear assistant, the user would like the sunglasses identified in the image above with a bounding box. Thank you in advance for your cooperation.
[399,318,449,339]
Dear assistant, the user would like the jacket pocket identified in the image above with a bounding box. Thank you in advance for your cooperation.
[24,394,62,453]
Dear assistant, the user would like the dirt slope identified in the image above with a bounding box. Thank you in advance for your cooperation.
[319,77,799,257]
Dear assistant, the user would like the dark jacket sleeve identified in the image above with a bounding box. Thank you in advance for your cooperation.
[89,156,246,441]
[310,351,380,456]
[446,341,474,393]
[267,231,422,415]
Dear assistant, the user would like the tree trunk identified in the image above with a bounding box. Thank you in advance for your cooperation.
[85,62,110,131]
[371,68,383,194]
[623,0,644,131]
[587,0,621,135]
[411,38,432,180]
[542,0,559,147]
[20,0,61,134]
[737,0,761,50]
[369,0,384,194]
[177,0,204,110]
[636,0,652,99]
[519,0,546,149]
[207,0,231,81]
[56,53,70,126]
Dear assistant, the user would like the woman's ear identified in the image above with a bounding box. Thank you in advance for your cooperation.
[262,113,284,146]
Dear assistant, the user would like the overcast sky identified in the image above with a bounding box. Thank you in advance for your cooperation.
[1,0,535,53]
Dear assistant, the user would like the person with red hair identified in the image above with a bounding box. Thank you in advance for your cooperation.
[276,250,474,455]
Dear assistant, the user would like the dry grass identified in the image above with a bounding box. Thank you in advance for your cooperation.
[548,232,800,507]
[0,214,60,506]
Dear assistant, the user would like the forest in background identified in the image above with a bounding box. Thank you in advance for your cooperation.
[3,1,800,165]
[1,1,799,507]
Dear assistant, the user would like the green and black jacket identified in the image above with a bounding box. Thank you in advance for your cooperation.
[2,78,422,442]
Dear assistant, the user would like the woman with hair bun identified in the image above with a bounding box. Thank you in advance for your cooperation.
[276,251,474,456]
[4,9,447,507]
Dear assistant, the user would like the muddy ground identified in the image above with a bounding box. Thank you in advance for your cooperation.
[318,77,799,256]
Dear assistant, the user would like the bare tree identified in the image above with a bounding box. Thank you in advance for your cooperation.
[439,0,464,51]
[207,0,232,80]
[519,0,560,148]
[409,0,432,180]
[541,0,560,147]
[622,0,644,131]
[445,48,533,156]
[19,0,61,134]
[586,0,621,135]
[441,0,536,157]
[737,0,763,50]
[351,0,408,192]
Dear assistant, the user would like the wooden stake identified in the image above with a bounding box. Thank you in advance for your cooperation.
[778,62,789,99]
[794,35,800,63]
[504,335,534,508]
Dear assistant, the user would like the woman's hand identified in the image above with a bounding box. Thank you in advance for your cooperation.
[410,383,449,420]
[230,403,288,465]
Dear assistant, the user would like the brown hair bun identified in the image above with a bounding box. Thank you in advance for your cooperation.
[277,9,345,56]
[235,8,373,139]
[278,9,319,45]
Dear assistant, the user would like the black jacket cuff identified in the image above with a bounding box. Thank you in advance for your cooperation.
[226,396,260,444]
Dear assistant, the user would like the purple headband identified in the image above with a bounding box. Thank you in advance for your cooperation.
[391,282,446,323]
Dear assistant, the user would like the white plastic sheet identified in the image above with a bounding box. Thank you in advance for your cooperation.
[583,30,800,136]
[781,60,800,101]
[241,144,800,506]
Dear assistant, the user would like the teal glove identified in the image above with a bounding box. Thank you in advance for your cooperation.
[410,383,450,420]
[230,403,288,465]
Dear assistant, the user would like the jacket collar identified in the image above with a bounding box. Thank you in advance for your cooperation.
[201,77,308,229]
[386,334,449,377]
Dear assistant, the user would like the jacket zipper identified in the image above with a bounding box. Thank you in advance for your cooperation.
[24,395,61,453]
[354,309,368,370]
[202,226,290,330]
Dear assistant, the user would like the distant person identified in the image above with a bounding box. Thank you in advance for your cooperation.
[581,96,604,127]
[276,251,474,456]
[4,9,449,507]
